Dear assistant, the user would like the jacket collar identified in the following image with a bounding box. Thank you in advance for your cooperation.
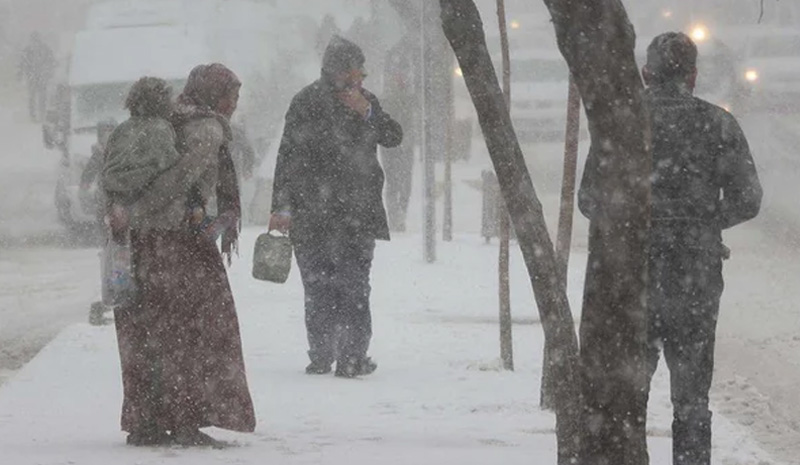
[646,81,694,99]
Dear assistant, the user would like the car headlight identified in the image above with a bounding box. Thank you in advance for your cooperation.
[690,24,710,43]
[745,69,759,83]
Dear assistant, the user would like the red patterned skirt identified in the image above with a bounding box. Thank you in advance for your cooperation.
[114,229,255,433]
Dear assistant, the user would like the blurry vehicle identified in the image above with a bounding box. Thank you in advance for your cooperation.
[84,0,186,30]
[739,29,800,111]
[506,49,571,142]
[43,25,207,233]
[453,20,586,145]
[453,48,576,144]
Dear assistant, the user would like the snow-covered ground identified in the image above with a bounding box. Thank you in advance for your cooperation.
[2,103,799,463]
[0,229,783,465]
[2,5,800,459]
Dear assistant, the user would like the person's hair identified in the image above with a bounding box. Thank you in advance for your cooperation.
[321,35,365,76]
[125,77,173,118]
[178,63,241,113]
[645,32,698,84]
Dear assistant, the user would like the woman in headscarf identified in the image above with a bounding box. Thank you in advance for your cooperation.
[108,64,255,447]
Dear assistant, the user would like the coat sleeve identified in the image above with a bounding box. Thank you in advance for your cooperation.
[717,114,762,229]
[367,96,403,149]
[272,93,325,214]
[129,119,223,220]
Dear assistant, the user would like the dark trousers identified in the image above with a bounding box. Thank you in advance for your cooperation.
[293,232,376,366]
[381,144,414,232]
[645,249,723,465]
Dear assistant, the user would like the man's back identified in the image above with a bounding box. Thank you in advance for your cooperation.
[647,83,761,252]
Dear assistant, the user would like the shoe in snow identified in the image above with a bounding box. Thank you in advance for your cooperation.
[172,428,227,449]
[126,429,172,446]
[335,357,377,378]
[305,361,333,375]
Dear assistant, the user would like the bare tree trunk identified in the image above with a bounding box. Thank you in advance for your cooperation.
[541,1,652,464]
[541,76,581,410]
[440,1,581,462]
[496,0,513,372]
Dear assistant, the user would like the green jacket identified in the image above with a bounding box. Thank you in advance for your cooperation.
[101,116,181,204]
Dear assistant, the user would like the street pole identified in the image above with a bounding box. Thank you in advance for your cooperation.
[497,0,513,371]
[422,0,437,263]
[443,50,454,242]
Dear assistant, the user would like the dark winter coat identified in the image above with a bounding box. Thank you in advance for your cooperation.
[271,79,403,241]
[578,82,762,256]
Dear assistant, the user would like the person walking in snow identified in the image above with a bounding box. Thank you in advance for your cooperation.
[270,36,403,378]
[104,66,256,446]
[380,34,418,232]
[579,32,762,465]
[18,32,56,122]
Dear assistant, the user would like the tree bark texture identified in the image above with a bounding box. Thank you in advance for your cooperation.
[541,1,652,464]
[440,1,581,462]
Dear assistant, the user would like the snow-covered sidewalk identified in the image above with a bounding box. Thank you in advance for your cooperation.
[0,230,781,464]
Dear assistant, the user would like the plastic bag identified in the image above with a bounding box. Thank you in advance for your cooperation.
[101,236,136,306]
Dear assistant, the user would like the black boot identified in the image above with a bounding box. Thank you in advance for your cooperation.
[172,428,226,448]
[305,360,333,375]
[335,356,377,378]
[126,428,172,446]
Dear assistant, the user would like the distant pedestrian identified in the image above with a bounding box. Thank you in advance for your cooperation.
[18,32,56,122]
[270,36,403,378]
[104,67,256,447]
[579,32,762,465]
[380,35,418,232]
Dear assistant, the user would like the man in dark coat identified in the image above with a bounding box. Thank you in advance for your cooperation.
[578,32,762,465]
[270,36,403,378]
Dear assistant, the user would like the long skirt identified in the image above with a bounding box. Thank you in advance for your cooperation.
[114,229,256,433]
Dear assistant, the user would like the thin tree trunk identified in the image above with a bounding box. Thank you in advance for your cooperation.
[555,76,580,285]
[541,75,581,409]
[440,1,581,462]
[541,1,652,464]
[496,0,513,372]
[422,0,437,263]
